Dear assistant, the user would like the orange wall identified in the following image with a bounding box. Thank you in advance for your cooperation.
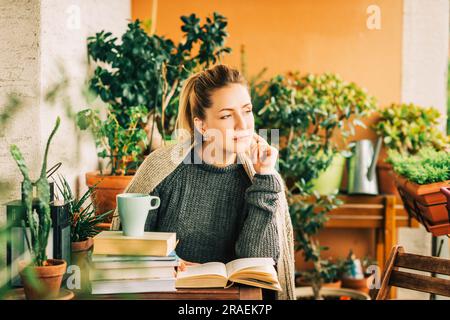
[133,0,403,141]
[132,0,403,266]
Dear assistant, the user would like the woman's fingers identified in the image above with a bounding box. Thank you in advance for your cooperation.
[178,258,200,272]
[178,260,186,272]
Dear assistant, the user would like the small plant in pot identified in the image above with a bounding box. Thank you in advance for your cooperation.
[9,118,66,300]
[340,251,377,294]
[53,175,111,293]
[388,147,450,236]
[372,103,448,195]
[80,14,232,220]
[54,175,111,251]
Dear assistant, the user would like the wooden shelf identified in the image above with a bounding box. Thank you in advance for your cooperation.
[325,195,417,229]
[291,193,419,299]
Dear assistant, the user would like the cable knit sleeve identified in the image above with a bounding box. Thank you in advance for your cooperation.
[235,173,281,262]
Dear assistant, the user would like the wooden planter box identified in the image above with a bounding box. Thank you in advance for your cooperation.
[395,175,450,236]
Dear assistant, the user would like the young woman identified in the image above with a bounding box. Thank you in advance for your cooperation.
[111,64,295,299]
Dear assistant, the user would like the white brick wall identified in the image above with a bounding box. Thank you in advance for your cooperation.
[0,0,130,285]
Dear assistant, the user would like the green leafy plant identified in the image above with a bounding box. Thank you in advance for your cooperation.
[372,103,448,155]
[388,147,450,185]
[80,14,231,175]
[76,105,149,175]
[253,72,377,299]
[9,117,60,266]
[54,175,111,242]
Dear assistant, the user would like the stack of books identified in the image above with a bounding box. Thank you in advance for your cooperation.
[90,231,178,295]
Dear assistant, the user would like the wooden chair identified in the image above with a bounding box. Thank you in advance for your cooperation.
[374,245,450,299]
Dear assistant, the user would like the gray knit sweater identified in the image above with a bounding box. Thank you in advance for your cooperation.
[144,149,281,264]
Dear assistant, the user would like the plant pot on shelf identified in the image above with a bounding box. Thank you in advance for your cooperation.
[18,259,67,300]
[71,237,94,253]
[295,287,370,300]
[71,238,94,293]
[395,174,450,236]
[341,274,375,294]
[311,153,346,195]
[86,171,133,226]
[322,280,342,289]
[376,162,400,196]
[295,275,341,288]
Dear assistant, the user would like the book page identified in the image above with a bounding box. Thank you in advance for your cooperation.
[225,257,275,277]
[232,278,282,291]
[176,262,227,279]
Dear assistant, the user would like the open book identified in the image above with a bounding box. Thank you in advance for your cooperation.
[175,257,281,291]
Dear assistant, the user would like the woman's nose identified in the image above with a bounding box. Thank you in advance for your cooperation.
[234,111,247,130]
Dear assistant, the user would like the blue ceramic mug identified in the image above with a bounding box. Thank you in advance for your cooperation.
[117,193,161,237]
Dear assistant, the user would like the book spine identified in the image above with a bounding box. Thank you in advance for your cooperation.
[93,239,168,256]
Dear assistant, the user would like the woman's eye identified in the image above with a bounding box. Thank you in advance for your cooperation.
[246,109,253,113]
[220,115,231,119]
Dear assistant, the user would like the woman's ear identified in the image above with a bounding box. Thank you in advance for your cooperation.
[193,117,207,134]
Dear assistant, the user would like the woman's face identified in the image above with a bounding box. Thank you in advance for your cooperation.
[194,83,254,155]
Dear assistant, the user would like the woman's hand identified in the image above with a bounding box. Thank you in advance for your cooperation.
[177,258,200,272]
[249,133,278,175]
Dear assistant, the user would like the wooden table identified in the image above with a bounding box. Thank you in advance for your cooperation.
[76,286,262,300]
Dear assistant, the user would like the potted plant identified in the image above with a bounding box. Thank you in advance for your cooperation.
[295,287,370,300]
[340,252,377,294]
[372,103,448,195]
[253,72,376,299]
[389,147,450,236]
[53,175,111,293]
[9,118,67,300]
[295,254,373,299]
[54,175,111,251]
[79,14,231,221]
[296,258,349,289]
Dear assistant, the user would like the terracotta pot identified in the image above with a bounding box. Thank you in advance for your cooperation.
[85,171,133,222]
[376,162,399,196]
[341,274,375,294]
[322,280,342,288]
[71,237,94,253]
[295,287,370,300]
[395,174,450,236]
[71,238,93,293]
[19,259,67,300]
[295,276,341,288]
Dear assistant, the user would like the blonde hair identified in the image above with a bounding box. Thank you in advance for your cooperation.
[175,64,248,142]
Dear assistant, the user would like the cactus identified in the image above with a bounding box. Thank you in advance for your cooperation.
[9,117,60,266]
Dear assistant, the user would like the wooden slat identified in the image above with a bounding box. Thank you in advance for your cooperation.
[384,195,397,299]
[337,195,385,205]
[329,208,384,216]
[325,219,382,228]
[395,252,450,276]
[375,245,402,300]
[389,270,450,297]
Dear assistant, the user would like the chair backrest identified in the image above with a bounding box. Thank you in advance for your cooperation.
[375,245,450,300]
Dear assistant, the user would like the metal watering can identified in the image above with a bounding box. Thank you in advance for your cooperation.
[347,137,383,195]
